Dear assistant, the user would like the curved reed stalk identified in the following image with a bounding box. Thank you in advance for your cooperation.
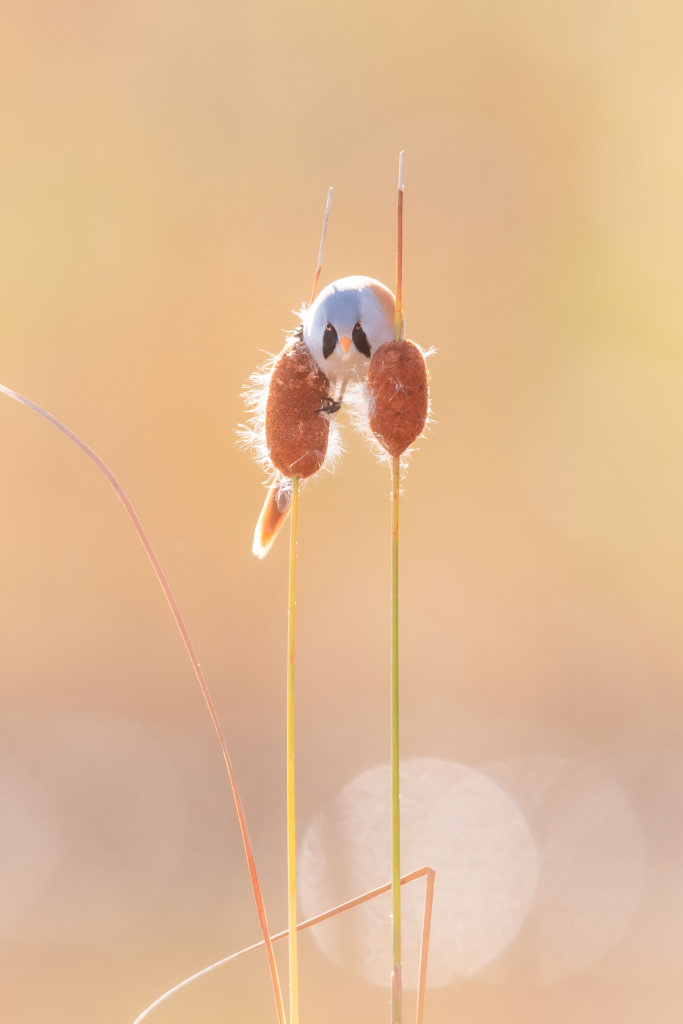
[130,866,435,1024]
[0,382,287,1024]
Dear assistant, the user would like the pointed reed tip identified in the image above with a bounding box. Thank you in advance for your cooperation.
[311,187,334,305]
[398,151,405,191]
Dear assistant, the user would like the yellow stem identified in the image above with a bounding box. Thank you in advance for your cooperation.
[287,475,300,1024]
[391,455,402,1024]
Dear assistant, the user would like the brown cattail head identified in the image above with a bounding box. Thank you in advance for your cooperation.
[366,339,429,457]
[265,335,332,478]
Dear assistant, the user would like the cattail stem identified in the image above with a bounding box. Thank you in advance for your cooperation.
[390,454,402,1024]
[284,183,332,1024]
[287,474,300,1024]
[310,187,333,307]
[390,148,405,1024]
[394,151,404,342]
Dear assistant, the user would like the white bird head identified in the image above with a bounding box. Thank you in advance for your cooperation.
[301,275,399,380]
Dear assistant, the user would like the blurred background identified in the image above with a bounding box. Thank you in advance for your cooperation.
[1,1,682,1022]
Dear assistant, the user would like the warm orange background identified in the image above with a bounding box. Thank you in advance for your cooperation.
[1,2,682,1022]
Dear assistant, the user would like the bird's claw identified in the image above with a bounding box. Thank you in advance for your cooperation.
[316,396,342,417]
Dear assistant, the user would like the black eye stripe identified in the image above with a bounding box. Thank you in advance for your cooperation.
[352,321,371,358]
[322,322,338,359]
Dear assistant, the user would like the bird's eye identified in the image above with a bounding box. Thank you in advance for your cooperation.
[352,319,371,358]
[322,322,338,359]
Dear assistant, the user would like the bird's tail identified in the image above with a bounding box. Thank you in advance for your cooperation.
[252,481,292,558]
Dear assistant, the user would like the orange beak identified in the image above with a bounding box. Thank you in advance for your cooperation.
[339,335,352,354]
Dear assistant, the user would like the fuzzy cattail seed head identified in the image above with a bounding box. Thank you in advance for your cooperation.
[366,339,429,457]
[265,335,332,478]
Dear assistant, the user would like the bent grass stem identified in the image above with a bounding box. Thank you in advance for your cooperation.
[132,866,435,1024]
[0,383,287,1024]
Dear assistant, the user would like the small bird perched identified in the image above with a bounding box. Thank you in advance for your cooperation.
[302,275,398,382]
[246,275,399,558]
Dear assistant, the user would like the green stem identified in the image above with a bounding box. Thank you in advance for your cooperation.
[391,455,402,1024]
[287,475,300,1024]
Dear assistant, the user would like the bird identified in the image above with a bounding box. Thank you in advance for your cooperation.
[247,275,400,558]
[301,275,398,386]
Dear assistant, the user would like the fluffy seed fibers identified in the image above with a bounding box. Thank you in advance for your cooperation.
[265,337,331,478]
[367,339,429,457]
